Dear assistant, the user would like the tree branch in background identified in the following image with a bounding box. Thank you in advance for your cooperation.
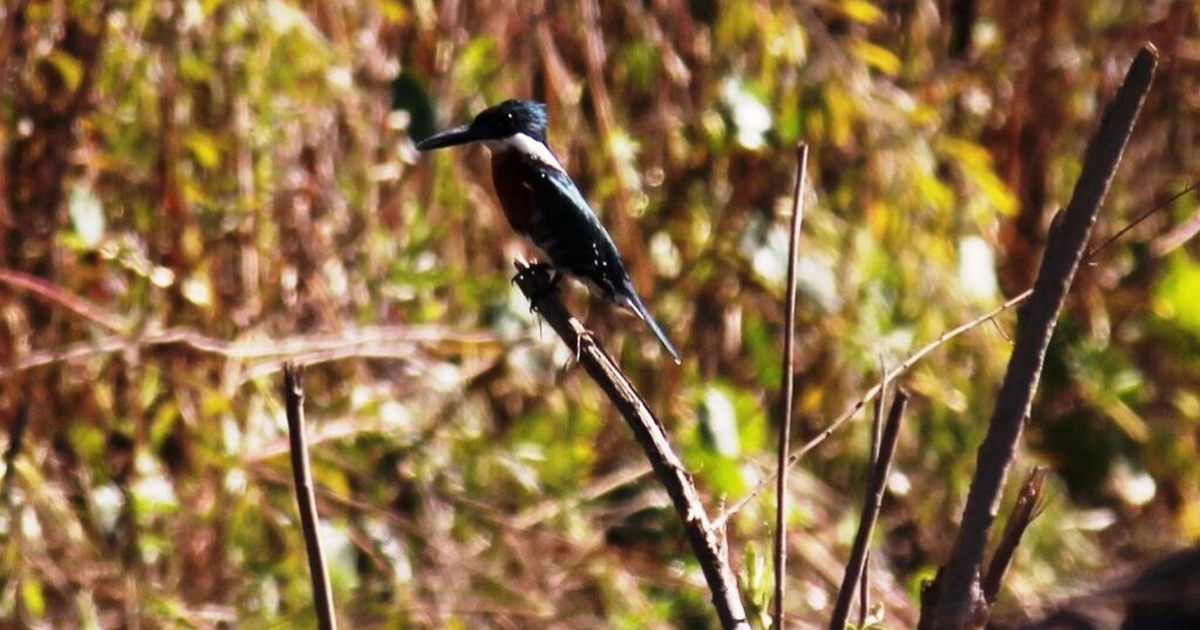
[829,390,910,630]
[774,143,809,630]
[982,467,1048,605]
[926,44,1157,630]
[283,363,338,630]
[511,261,751,630]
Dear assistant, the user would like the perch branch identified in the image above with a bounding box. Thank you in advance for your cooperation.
[512,261,751,630]
[283,364,338,630]
[926,43,1157,630]
[829,390,910,630]
[774,143,809,629]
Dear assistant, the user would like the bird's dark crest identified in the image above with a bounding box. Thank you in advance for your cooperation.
[472,99,549,143]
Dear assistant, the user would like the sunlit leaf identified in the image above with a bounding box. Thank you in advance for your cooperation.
[68,183,105,248]
[22,579,46,618]
[698,386,740,457]
[184,130,222,169]
[46,50,84,91]
[1154,253,1200,337]
[839,0,885,25]
[852,40,902,75]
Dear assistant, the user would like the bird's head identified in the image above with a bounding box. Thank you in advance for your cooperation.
[416,99,549,151]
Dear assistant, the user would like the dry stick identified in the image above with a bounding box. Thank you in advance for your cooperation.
[774,143,809,630]
[870,359,888,466]
[981,467,1048,605]
[0,325,495,381]
[859,364,890,630]
[926,44,1157,630]
[858,550,871,629]
[282,364,339,630]
[1086,180,1199,259]
[511,262,751,630]
[829,390,910,630]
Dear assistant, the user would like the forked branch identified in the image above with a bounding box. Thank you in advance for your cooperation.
[925,43,1158,630]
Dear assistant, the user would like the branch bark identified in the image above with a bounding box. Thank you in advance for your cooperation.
[924,43,1157,630]
[283,364,339,630]
[512,261,751,630]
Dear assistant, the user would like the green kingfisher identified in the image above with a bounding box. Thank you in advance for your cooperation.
[417,99,681,364]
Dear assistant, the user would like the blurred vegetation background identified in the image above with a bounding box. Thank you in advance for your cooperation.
[1,0,1198,628]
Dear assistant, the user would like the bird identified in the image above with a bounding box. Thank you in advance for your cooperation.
[416,99,681,364]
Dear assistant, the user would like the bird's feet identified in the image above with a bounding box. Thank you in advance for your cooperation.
[573,327,597,363]
[513,261,562,313]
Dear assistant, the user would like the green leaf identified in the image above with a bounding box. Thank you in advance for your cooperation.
[1155,253,1200,337]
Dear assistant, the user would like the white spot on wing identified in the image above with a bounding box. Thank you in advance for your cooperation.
[484,133,566,173]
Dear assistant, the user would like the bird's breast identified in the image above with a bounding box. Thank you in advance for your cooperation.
[490,153,537,234]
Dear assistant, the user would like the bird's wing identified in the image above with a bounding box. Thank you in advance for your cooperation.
[523,159,629,297]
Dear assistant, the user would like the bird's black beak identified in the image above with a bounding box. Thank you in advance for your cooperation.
[415,124,481,151]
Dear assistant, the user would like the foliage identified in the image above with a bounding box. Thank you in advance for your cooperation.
[1,1,1198,628]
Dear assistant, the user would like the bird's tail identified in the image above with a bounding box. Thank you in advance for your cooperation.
[618,286,682,364]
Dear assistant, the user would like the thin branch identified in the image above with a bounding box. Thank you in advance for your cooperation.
[1149,185,1200,257]
[870,357,889,467]
[926,44,1157,630]
[0,325,497,381]
[282,364,338,630]
[981,466,1048,605]
[1087,180,1199,259]
[774,143,809,630]
[859,359,890,630]
[829,390,910,630]
[858,549,871,630]
[0,269,129,332]
[511,261,751,630]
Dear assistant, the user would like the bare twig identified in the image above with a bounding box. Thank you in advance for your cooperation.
[926,44,1157,630]
[0,325,497,381]
[859,360,890,630]
[0,269,129,332]
[1087,180,1199,259]
[774,143,809,629]
[511,261,751,630]
[830,390,910,630]
[870,357,889,467]
[282,364,338,630]
[981,466,1048,605]
[859,549,871,629]
[1149,183,1200,257]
